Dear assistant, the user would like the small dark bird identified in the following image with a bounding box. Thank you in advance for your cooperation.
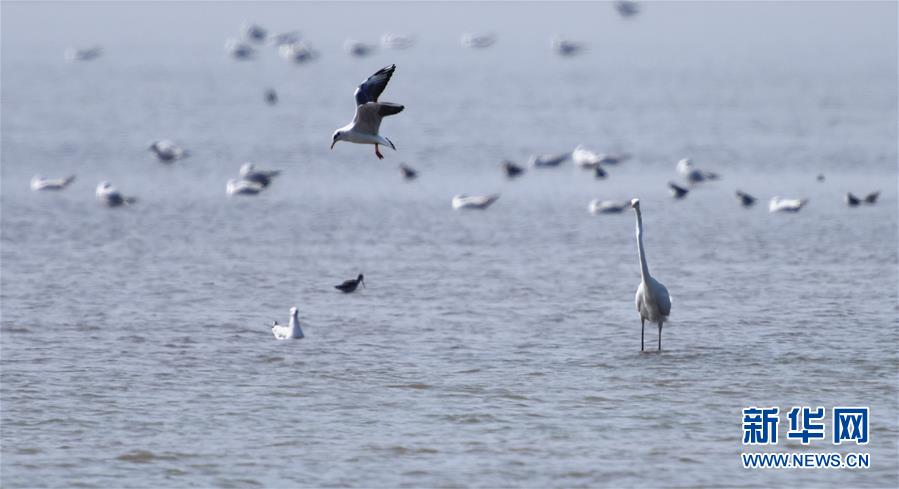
[399,164,417,180]
[265,88,278,105]
[501,160,524,178]
[816,174,826,182]
[615,0,640,18]
[594,165,607,179]
[668,182,689,199]
[863,191,880,204]
[845,192,861,207]
[736,190,757,207]
[335,274,365,293]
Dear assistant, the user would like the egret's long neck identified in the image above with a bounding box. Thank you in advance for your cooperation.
[289,311,299,330]
[635,208,651,282]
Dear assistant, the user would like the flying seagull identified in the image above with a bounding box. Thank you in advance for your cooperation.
[331,64,404,160]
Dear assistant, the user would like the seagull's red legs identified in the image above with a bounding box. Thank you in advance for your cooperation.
[375,144,384,160]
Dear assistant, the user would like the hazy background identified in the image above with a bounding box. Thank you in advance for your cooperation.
[2,2,897,488]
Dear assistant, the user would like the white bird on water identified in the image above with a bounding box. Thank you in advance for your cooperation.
[768,197,808,213]
[630,199,671,351]
[96,181,136,207]
[226,179,264,196]
[31,175,75,191]
[452,194,500,210]
[272,307,304,340]
[588,199,628,214]
[331,65,405,160]
[676,158,719,184]
[239,163,280,187]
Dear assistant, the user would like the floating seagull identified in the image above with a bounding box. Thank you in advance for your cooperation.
[399,164,417,180]
[668,182,689,199]
[239,163,280,187]
[676,158,719,184]
[271,307,304,340]
[529,152,569,168]
[279,41,317,63]
[769,197,808,213]
[265,88,278,105]
[335,274,365,293]
[148,140,189,162]
[594,165,608,179]
[615,0,640,18]
[31,175,75,191]
[552,38,585,56]
[331,64,404,160]
[845,192,861,207]
[572,145,605,169]
[242,22,267,43]
[344,39,376,57]
[461,33,496,49]
[452,194,499,210]
[381,33,415,50]
[863,191,880,204]
[65,46,102,62]
[736,190,757,207]
[226,179,264,196]
[502,160,525,179]
[96,181,136,207]
[225,38,256,60]
[631,199,671,351]
[268,31,301,47]
[589,199,628,214]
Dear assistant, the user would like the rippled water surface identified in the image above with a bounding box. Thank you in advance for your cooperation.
[2,2,897,487]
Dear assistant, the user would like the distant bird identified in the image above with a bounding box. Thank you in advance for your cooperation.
[668,182,689,199]
[271,307,304,340]
[344,39,376,57]
[279,41,317,63]
[594,166,608,179]
[225,38,256,59]
[265,88,278,105]
[242,22,267,43]
[572,145,605,169]
[381,33,415,50]
[335,274,365,293]
[552,38,585,56]
[863,191,880,204]
[630,199,671,351]
[676,158,719,184]
[331,64,404,160]
[768,197,808,213]
[399,164,418,180]
[65,46,102,62]
[845,192,861,207]
[529,152,569,168]
[452,194,500,210]
[502,160,525,178]
[95,181,136,207]
[615,0,640,18]
[239,163,280,187]
[268,31,302,48]
[589,199,628,214]
[461,33,496,49]
[148,140,189,162]
[736,190,757,207]
[816,174,826,182]
[226,179,264,196]
[31,175,75,191]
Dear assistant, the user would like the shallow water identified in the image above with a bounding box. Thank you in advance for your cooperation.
[2,2,897,488]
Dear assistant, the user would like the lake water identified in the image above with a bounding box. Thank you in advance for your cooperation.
[1,2,897,487]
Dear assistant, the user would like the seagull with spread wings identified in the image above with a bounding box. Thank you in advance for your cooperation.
[331,64,404,160]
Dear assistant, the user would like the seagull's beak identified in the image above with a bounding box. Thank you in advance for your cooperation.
[330,141,336,150]
[361,278,366,288]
